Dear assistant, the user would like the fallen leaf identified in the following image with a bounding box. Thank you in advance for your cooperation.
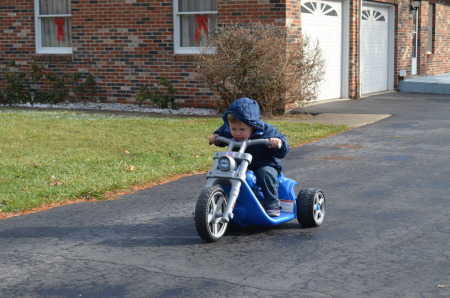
[124,150,130,155]
[127,165,136,172]
[33,162,42,167]
[437,284,449,288]
[50,179,63,186]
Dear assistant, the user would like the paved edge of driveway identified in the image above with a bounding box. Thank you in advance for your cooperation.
[285,113,392,128]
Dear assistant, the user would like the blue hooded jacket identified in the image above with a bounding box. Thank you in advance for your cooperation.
[213,97,290,172]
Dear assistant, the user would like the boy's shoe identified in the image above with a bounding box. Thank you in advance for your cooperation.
[265,206,281,217]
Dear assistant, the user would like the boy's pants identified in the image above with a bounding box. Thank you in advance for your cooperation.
[255,166,280,210]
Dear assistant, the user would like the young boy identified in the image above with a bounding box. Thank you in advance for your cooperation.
[209,97,290,217]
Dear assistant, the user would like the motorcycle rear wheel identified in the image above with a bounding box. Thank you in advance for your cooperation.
[194,185,228,242]
[297,188,326,227]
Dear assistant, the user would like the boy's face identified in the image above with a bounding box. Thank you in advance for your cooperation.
[229,121,253,141]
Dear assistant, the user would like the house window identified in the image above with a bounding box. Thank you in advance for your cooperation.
[362,9,385,22]
[427,3,435,54]
[34,0,72,54]
[174,0,218,54]
[301,1,338,16]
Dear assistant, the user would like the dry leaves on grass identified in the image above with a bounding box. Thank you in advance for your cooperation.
[49,179,63,186]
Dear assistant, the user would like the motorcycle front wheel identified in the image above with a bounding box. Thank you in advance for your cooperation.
[194,185,228,242]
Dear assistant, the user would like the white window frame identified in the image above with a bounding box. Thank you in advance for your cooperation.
[173,1,218,54]
[34,0,72,54]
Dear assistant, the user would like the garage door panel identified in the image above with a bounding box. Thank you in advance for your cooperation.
[361,4,389,94]
[301,0,342,101]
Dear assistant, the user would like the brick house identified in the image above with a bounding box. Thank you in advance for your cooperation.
[1,0,449,108]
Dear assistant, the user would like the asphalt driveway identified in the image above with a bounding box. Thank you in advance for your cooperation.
[1,92,449,297]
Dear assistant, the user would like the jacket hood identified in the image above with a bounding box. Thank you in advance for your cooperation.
[222,97,265,132]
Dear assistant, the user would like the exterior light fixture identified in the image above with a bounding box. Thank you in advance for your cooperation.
[411,0,422,10]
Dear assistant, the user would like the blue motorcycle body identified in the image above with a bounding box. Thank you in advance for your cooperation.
[227,172,298,227]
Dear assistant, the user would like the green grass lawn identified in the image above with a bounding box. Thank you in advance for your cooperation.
[0,109,347,216]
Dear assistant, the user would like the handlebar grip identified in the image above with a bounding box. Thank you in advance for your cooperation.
[215,136,231,145]
[257,139,281,148]
[214,136,281,148]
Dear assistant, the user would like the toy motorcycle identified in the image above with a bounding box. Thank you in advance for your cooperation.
[194,136,325,242]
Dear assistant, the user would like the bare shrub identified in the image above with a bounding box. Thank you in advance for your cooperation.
[197,23,325,116]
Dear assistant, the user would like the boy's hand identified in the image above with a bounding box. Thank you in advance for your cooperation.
[268,138,282,149]
[209,134,219,145]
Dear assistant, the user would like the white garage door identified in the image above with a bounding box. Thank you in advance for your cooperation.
[301,0,342,101]
[361,4,389,94]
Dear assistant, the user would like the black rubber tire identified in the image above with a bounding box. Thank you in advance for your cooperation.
[296,188,326,227]
[194,185,228,242]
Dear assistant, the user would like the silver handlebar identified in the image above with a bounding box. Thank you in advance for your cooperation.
[215,136,281,152]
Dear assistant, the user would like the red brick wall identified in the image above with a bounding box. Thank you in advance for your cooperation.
[0,1,35,74]
[69,0,215,106]
[285,0,302,36]
[0,0,289,107]
[1,0,450,106]
[418,0,450,76]
[219,0,285,24]
[394,1,413,87]
[70,1,171,104]
[348,0,361,99]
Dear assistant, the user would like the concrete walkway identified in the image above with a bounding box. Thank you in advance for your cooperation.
[398,73,450,95]
[288,111,391,128]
